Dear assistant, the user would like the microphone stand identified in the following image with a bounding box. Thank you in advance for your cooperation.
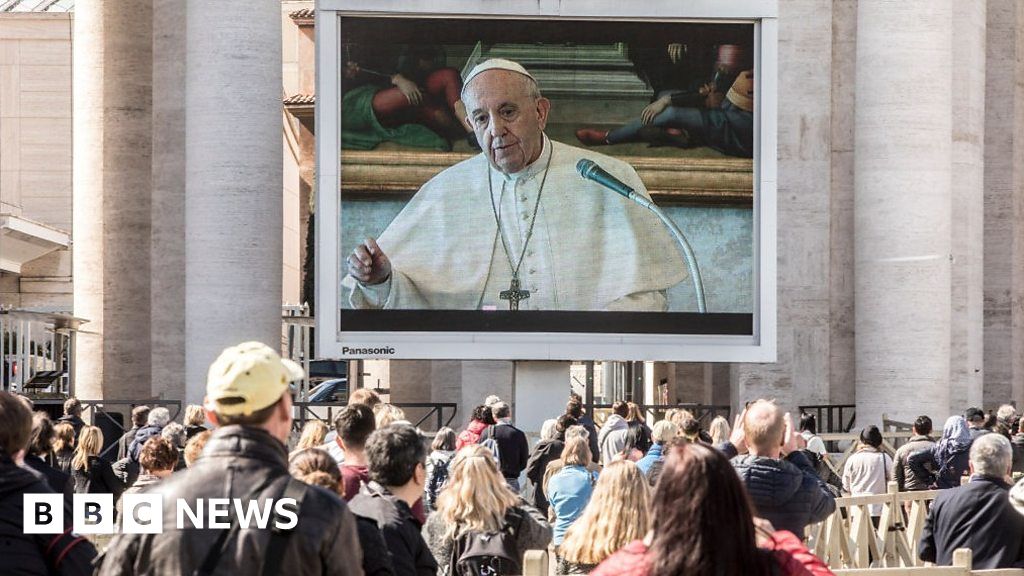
[617,191,708,314]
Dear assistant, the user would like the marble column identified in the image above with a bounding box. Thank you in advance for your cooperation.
[854,0,953,424]
[184,0,282,404]
[71,0,153,400]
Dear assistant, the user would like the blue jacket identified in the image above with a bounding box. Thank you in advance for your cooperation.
[547,465,594,545]
[729,450,836,536]
[908,444,971,489]
[636,443,664,477]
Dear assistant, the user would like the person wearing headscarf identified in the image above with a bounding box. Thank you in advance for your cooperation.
[908,416,973,489]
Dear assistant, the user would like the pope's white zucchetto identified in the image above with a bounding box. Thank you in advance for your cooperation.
[462,58,537,95]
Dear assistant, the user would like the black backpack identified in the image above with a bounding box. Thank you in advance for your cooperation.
[451,508,523,576]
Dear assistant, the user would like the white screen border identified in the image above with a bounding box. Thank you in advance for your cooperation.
[315,0,778,362]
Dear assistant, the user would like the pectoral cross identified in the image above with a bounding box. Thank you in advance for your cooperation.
[499,277,530,311]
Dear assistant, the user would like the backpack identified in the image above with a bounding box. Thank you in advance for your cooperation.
[479,426,502,468]
[451,508,524,576]
[426,452,452,508]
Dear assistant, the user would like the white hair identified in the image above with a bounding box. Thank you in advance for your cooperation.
[539,419,558,441]
[147,407,171,427]
[484,395,502,407]
[998,404,1018,422]
[970,433,1012,477]
[161,422,185,448]
[565,425,589,441]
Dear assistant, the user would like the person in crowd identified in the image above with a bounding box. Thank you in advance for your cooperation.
[425,426,456,510]
[613,426,646,463]
[625,402,653,454]
[182,404,208,441]
[636,420,678,480]
[547,436,596,546]
[116,405,150,460]
[289,447,343,494]
[348,424,437,576]
[908,415,973,489]
[456,404,496,450]
[24,411,73,496]
[893,415,935,491]
[526,414,571,515]
[117,436,178,519]
[336,403,377,500]
[0,391,97,575]
[425,444,552,575]
[598,401,630,466]
[590,442,833,576]
[291,419,329,457]
[709,415,731,445]
[182,428,210,467]
[1012,418,1024,477]
[485,394,503,408]
[996,404,1018,439]
[375,403,408,428]
[160,421,187,470]
[543,425,601,496]
[52,421,75,474]
[318,388,382,463]
[128,406,171,462]
[722,400,836,536]
[799,413,827,458]
[557,460,650,574]
[921,433,1024,568]
[678,417,702,444]
[842,425,893,520]
[483,401,529,492]
[71,425,125,499]
[965,407,990,440]
[538,418,558,444]
[98,341,363,575]
[567,395,600,464]
[58,397,86,437]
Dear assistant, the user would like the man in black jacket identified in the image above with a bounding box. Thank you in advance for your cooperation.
[921,433,1024,568]
[57,397,86,438]
[115,405,150,461]
[485,401,529,492]
[0,391,96,576]
[720,400,836,536]
[349,425,438,576]
[97,341,363,575]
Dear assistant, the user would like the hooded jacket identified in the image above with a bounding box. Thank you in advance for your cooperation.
[96,425,364,576]
[127,424,164,462]
[598,414,629,466]
[0,454,97,576]
[731,450,836,536]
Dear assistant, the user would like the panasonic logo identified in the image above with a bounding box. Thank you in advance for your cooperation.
[342,346,396,356]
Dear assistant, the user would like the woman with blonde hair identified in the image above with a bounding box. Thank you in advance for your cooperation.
[557,460,650,574]
[290,419,329,457]
[424,444,551,574]
[51,421,76,475]
[636,420,677,481]
[71,425,125,499]
[546,436,597,546]
[374,403,407,428]
[709,415,732,445]
[182,404,208,440]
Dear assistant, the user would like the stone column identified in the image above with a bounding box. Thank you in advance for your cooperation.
[72,0,153,400]
[184,0,282,404]
[513,361,569,436]
[948,0,986,410]
[983,0,1024,408]
[855,1,953,424]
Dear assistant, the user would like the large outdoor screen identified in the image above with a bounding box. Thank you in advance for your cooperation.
[316,0,777,361]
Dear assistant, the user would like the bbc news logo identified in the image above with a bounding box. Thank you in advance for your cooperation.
[24,494,299,534]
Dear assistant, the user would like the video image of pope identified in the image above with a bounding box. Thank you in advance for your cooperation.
[342,58,687,312]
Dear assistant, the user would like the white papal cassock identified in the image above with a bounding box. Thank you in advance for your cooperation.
[345,135,687,311]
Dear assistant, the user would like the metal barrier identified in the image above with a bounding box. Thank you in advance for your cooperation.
[291,401,458,432]
[32,398,183,459]
[592,403,730,426]
[799,404,857,434]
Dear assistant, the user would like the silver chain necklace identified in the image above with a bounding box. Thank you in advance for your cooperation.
[487,144,553,310]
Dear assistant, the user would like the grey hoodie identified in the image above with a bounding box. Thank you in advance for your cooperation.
[598,414,629,466]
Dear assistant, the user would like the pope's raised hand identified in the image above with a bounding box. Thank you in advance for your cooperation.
[348,237,391,286]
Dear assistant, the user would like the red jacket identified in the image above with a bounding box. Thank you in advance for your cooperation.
[590,531,834,576]
[456,419,490,451]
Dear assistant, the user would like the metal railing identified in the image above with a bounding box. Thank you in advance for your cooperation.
[799,404,856,434]
[291,401,458,432]
[32,398,183,459]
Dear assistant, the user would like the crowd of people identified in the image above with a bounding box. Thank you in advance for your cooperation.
[6,342,1024,574]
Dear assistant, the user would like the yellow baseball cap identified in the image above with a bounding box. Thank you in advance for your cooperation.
[205,341,304,416]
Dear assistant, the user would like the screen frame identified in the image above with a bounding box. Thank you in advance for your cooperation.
[315,0,778,362]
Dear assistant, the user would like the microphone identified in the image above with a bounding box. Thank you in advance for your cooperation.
[575,158,707,313]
